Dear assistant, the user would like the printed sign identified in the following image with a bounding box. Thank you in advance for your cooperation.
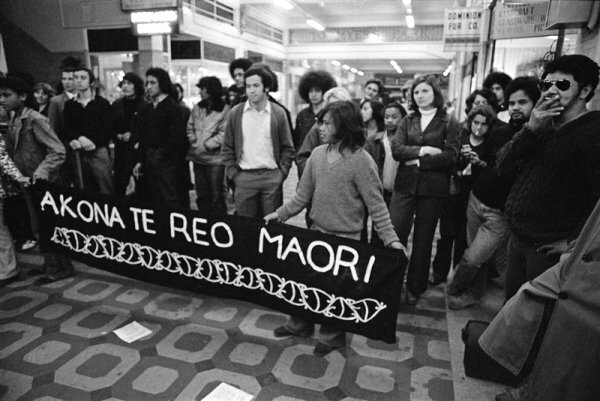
[121,0,177,11]
[492,2,554,40]
[34,183,407,344]
[443,8,483,52]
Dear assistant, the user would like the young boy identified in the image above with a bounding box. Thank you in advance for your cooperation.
[0,76,68,283]
[364,101,407,245]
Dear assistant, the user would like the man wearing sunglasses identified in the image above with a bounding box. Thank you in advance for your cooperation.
[472,55,600,401]
[496,54,600,302]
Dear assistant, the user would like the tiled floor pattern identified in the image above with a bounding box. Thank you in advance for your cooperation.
[0,256,453,401]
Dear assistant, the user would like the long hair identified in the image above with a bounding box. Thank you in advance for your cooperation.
[410,74,445,113]
[361,99,385,132]
[465,88,498,114]
[365,78,385,97]
[119,72,144,98]
[197,76,225,112]
[298,70,337,103]
[146,67,172,95]
[33,82,56,99]
[318,100,366,153]
[467,104,496,134]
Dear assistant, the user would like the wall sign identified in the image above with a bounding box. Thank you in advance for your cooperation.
[121,0,178,11]
[492,2,555,40]
[443,8,482,52]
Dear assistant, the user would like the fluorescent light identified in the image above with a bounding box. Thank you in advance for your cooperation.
[274,0,294,10]
[406,15,415,28]
[136,22,173,35]
[357,71,365,76]
[402,0,411,6]
[350,67,358,73]
[342,64,351,71]
[131,10,178,23]
[331,60,341,66]
[306,18,325,31]
[407,7,412,14]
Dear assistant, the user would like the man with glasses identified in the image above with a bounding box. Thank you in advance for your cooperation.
[496,54,600,302]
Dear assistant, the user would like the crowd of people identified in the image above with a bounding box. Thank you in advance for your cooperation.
[1,52,600,399]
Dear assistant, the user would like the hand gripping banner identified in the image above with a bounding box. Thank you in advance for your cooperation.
[33,183,407,343]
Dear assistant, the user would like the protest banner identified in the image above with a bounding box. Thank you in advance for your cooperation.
[33,183,407,343]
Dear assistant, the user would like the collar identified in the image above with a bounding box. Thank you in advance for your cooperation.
[243,99,271,113]
[152,93,168,107]
[65,91,76,100]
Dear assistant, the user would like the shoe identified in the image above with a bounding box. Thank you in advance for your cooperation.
[20,240,37,251]
[448,264,479,294]
[273,325,314,338]
[448,293,480,310]
[495,384,527,401]
[405,291,419,306]
[0,274,20,287]
[313,342,341,357]
[36,272,74,285]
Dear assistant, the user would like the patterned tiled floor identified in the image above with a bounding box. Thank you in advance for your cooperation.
[0,165,466,400]
[0,252,453,401]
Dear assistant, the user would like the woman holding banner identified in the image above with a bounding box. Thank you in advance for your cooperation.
[265,100,404,357]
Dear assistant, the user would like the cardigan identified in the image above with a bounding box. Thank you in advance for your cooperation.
[221,100,295,180]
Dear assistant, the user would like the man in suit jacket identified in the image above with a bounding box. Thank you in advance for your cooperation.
[221,66,294,218]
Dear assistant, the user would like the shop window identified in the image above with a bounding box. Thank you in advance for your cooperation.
[172,40,201,59]
[88,29,138,52]
[184,0,235,26]
[203,41,235,63]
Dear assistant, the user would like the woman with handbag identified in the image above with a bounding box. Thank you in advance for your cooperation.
[186,76,230,213]
[390,74,460,305]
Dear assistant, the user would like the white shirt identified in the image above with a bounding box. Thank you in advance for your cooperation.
[152,93,168,108]
[239,100,277,170]
[419,107,437,131]
[381,132,399,191]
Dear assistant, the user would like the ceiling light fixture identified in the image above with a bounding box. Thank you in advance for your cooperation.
[402,0,411,6]
[274,0,294,10]
[331,60,341,66]
[357,71,365,76]
[350,67,358,73]
[406,15,415,29]
[306,18,325,31]
[342,64,351,71]
[390,60,403,74]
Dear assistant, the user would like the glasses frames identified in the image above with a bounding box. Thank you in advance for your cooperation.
[538,79,575,92]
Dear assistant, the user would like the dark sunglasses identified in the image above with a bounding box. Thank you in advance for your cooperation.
[538,79,574,92]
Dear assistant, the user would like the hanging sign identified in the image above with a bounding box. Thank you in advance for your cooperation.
[33,183,407,344]
[443,8,483,52]
[491,2,555,40]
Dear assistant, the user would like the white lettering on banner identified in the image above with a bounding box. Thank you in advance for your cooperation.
[40,191,125,229]
[169,213,234,248]
[129,207,156,234]
[50,226,387,323]
[258,227,374,283]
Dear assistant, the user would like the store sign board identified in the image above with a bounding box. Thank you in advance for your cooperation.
[443,8,482,52]
[491,2,555,39]
[122,0,178,11]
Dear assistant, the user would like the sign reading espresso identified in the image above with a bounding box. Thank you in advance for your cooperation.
[34,183,407,344]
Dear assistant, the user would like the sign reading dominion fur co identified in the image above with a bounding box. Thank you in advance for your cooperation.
[34,183,407,344]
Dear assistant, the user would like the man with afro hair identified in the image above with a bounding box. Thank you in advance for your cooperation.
[228,58,253,106]
[293,70,337,149]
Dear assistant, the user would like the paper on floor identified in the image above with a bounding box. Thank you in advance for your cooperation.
[113,321,152,343]
[201,383,254,401]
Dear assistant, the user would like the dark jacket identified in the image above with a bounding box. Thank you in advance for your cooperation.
[136,96,187,159]
[293,106,317,150]
[391,109,460,197]
[498,111,600,245]
[5,108,65,181]
[364,130,388,180]
[63,95,113,148]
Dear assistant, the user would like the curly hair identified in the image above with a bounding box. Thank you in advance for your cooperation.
[467,104,496,129]
[543,54,600,102]
[298,70,337,103]
[483,72,512,91]
[465,88,499,114]
[504,76,541,108]
[317,100,366,153]
[228,58,253,79]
